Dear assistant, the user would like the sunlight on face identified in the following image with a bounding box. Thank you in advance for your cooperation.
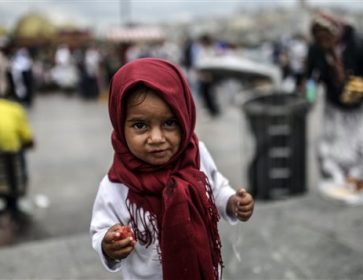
[124,89,182,166]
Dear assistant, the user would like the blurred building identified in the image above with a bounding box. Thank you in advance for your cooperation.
[56,26,92,50]
[11,13,57,49]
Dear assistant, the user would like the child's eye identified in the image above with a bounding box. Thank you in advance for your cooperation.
[132,122,147,130]
[164,119,178,129]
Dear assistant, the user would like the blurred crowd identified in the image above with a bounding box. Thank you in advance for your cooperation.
[1,9,363,219]
[0,23,311,110]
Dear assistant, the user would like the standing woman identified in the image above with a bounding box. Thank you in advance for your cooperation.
[305,12,363,189]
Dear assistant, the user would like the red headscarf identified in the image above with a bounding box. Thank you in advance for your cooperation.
[108,58,222,279]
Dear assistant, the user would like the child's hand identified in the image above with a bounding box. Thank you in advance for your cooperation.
[227,188,254,221]
[102,224,136,262]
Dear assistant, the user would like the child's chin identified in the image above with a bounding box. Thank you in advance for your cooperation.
[146,157,171,166]
[149,160,168,166]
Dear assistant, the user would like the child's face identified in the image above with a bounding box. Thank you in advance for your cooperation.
[124,89,181,166]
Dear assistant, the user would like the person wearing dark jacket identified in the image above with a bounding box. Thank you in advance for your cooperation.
[305,11,363,191]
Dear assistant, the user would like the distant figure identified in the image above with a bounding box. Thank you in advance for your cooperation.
[194,34,221,117]
[180,36,199,99]
[8,48,34,107]
[272,38,290,80]
[52,44,79,91]
[181,36,194,71]
[79,45,101,99]
[90,58,254,279]
[55,44,72,66]
[287,33,308,91]
[0,44,9,96]
[0,88,35,217]
[305,12,363,190]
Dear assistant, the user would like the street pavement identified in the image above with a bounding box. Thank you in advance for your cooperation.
[0,91,362,280]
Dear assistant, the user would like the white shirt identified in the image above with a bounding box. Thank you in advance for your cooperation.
[90,141,237,279]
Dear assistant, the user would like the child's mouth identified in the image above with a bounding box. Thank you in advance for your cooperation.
[150,149,168,157]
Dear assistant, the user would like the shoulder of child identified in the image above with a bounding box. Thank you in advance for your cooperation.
[198,140,207,152]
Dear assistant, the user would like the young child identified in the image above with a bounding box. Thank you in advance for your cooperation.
[90,58,254,280]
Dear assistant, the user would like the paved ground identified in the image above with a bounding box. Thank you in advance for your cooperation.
[0,90,362,280]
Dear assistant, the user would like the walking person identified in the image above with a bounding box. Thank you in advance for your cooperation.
[305,12,363,191]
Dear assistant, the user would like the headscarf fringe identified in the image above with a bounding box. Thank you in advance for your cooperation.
[126,199,159,248]
[203,174,224,278]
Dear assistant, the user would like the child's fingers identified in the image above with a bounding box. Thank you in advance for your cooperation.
[227,191,254,219]
[240,194,254,205]
[104,224,126,243]
[235,201,253,215]
[113,236,135,249]
[110,224,124,233]
[234,195,254,220]
[113,245,135,260]
[236,210,253,221]
[104,236,135,256]
[237,188,254,200]
[110,237,136,258]
[237,202,254,213]
[235,200,253,214]
[103,231,120,244]
[237,188,247,197]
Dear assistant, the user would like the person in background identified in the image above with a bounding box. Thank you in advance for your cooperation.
[0,40,9,96]
[304,11,363,191]
[90,58,254,279]
[287,33,308,92]
[193,34,221,117]
[0,50,35,216]
[80,45,102,100]
[8,48,34,107]
[52,44,79,92]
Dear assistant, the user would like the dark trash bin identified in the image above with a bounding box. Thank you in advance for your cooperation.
[243,93,310,200]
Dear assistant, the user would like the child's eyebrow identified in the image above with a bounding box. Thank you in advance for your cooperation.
[126,117,145,122]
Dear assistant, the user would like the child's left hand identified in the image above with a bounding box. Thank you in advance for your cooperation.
[227,188,254,221]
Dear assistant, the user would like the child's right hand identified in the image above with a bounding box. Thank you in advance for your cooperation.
[102,224,136,262]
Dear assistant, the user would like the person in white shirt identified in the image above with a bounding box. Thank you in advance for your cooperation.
[90,58,254,280]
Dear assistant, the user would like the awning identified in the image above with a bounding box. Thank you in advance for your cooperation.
[196,54,282,88]
[106,26,165,43]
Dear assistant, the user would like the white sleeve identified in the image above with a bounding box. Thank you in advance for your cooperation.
[90,176,130,272]
[199,142,237,224]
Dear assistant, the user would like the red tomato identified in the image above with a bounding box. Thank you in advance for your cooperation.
[118,225,135,240]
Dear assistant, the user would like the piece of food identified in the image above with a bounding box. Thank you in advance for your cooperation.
[116,225,136,245]
[118,225,134,238]
[341,76,363,104]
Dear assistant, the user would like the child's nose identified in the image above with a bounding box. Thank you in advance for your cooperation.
[148,127,165,143]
